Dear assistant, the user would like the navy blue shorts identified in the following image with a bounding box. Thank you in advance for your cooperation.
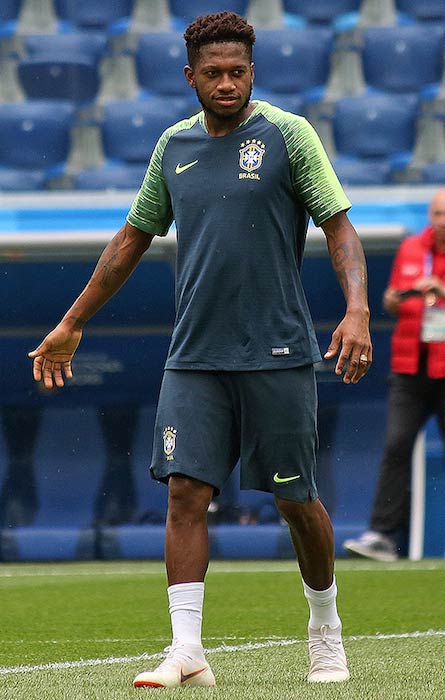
[150,367,319,502]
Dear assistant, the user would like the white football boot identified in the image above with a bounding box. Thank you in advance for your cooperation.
[133,641,216,688]
[307,624,350,682]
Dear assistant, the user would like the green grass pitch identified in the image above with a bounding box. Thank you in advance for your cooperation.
[1,559,444,699]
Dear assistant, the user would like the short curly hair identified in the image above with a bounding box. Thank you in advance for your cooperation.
[184,11,255,67]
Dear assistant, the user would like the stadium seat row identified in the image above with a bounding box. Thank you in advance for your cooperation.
[1,14,445,188]
[3,24,445,104]
[1,91,445,190]
[2,0,445,35]
[0,524,299,562]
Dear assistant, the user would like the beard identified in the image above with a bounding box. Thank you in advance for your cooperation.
[195,81,253,121]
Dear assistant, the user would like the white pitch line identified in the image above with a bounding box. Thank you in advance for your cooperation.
[1,630,444,676]
[0,560,443,578]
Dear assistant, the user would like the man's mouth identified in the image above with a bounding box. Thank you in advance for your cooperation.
[215,95,239,105]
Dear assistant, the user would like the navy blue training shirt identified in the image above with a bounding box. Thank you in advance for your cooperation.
[127,101,351,370]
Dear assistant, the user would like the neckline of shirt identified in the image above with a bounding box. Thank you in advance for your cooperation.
[198,101,261,136]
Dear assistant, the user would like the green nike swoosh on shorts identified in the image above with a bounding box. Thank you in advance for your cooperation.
[273,472,301,483]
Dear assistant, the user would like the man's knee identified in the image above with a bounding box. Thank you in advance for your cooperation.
[168,475,214,519]
[275,495,328,530]
[275,495,310,524]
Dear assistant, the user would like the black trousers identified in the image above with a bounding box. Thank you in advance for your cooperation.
[370,362,445,535]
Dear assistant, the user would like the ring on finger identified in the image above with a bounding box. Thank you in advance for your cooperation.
[359,354,368,363]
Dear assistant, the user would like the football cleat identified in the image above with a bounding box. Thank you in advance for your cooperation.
[133,642,216,688]
[307,624,350,683]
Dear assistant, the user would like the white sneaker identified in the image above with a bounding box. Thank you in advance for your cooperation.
[307,624,350,682]
[343,530,398,562]
[133,642,216,688]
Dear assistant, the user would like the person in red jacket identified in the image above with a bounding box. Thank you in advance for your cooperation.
[344,187,445,561]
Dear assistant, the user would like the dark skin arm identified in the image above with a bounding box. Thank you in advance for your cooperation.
[321,210,372,384]
[28,222,154,389]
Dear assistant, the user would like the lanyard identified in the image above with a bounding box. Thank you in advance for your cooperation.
[424,251,433,277]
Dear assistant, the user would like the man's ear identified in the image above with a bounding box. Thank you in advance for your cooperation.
[250,62,255,83]
[184,65,195,88]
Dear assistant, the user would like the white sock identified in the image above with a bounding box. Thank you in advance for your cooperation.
[303,576,341,629]
[168,582,205,651]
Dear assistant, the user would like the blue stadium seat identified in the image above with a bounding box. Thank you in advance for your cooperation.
[73,163,147,191]
[333,94,418,157]
[0,101,74,169]
[211,525,293,559]
[0,0,21,38]
[283,0,361,24]
[253,28,334,101]
[422,161,445,183]
[18,39,105,103]
[362,25,445,95]
[101,97,191,163]
[54,0,134,31]
[396,0,445,23]
[30,407,105,527]
[252,90,305,115]
[135,31,197,101]
[0,167,47,191]
[24,32,107,63]
[0,0,21,21]
[1,528,96,562]
[99,525,166,560]
[333,157,392,185]
[169,0,249,27]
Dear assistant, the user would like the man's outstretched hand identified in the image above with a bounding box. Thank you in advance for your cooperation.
[28,325,83,389]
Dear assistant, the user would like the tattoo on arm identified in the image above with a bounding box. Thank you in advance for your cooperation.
[330,240,367,294]
[97,235,122,291]
[99,251,120,290]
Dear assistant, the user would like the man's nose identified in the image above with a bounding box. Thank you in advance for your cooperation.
[217,74,236,91]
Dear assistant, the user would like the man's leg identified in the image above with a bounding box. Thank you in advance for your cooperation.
[165,475,213,584]
[133,475,216,688]
[344,373,430,560]
[133,370,236,688]
[276,495,334,589]
[370,375,428,535]
[276,495,349,683]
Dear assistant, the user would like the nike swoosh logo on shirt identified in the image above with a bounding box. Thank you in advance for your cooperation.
[175,160,199,174]
[273,472,301,484]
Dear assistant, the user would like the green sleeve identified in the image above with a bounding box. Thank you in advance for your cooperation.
[258,103,350,227]
[287,116,351,227]
[126,129,174,237]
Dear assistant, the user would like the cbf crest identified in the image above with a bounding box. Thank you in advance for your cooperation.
[239,139,266,179]
[163,426,177,460]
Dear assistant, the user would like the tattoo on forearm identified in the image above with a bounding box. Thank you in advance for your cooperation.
[331,242,349,269]
[331,240,367,293]
[97,235,122,290]
[99,251,120,290]
[350,265,367,286]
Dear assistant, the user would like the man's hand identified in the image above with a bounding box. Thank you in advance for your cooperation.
[321,211,372,383]
[28,325,83,389]
[27,223,152,390]
[324,310,372,384]
[413,275,445,296]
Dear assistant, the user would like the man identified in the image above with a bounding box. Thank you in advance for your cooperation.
[344,187,445,562]
[29,12,371,688]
